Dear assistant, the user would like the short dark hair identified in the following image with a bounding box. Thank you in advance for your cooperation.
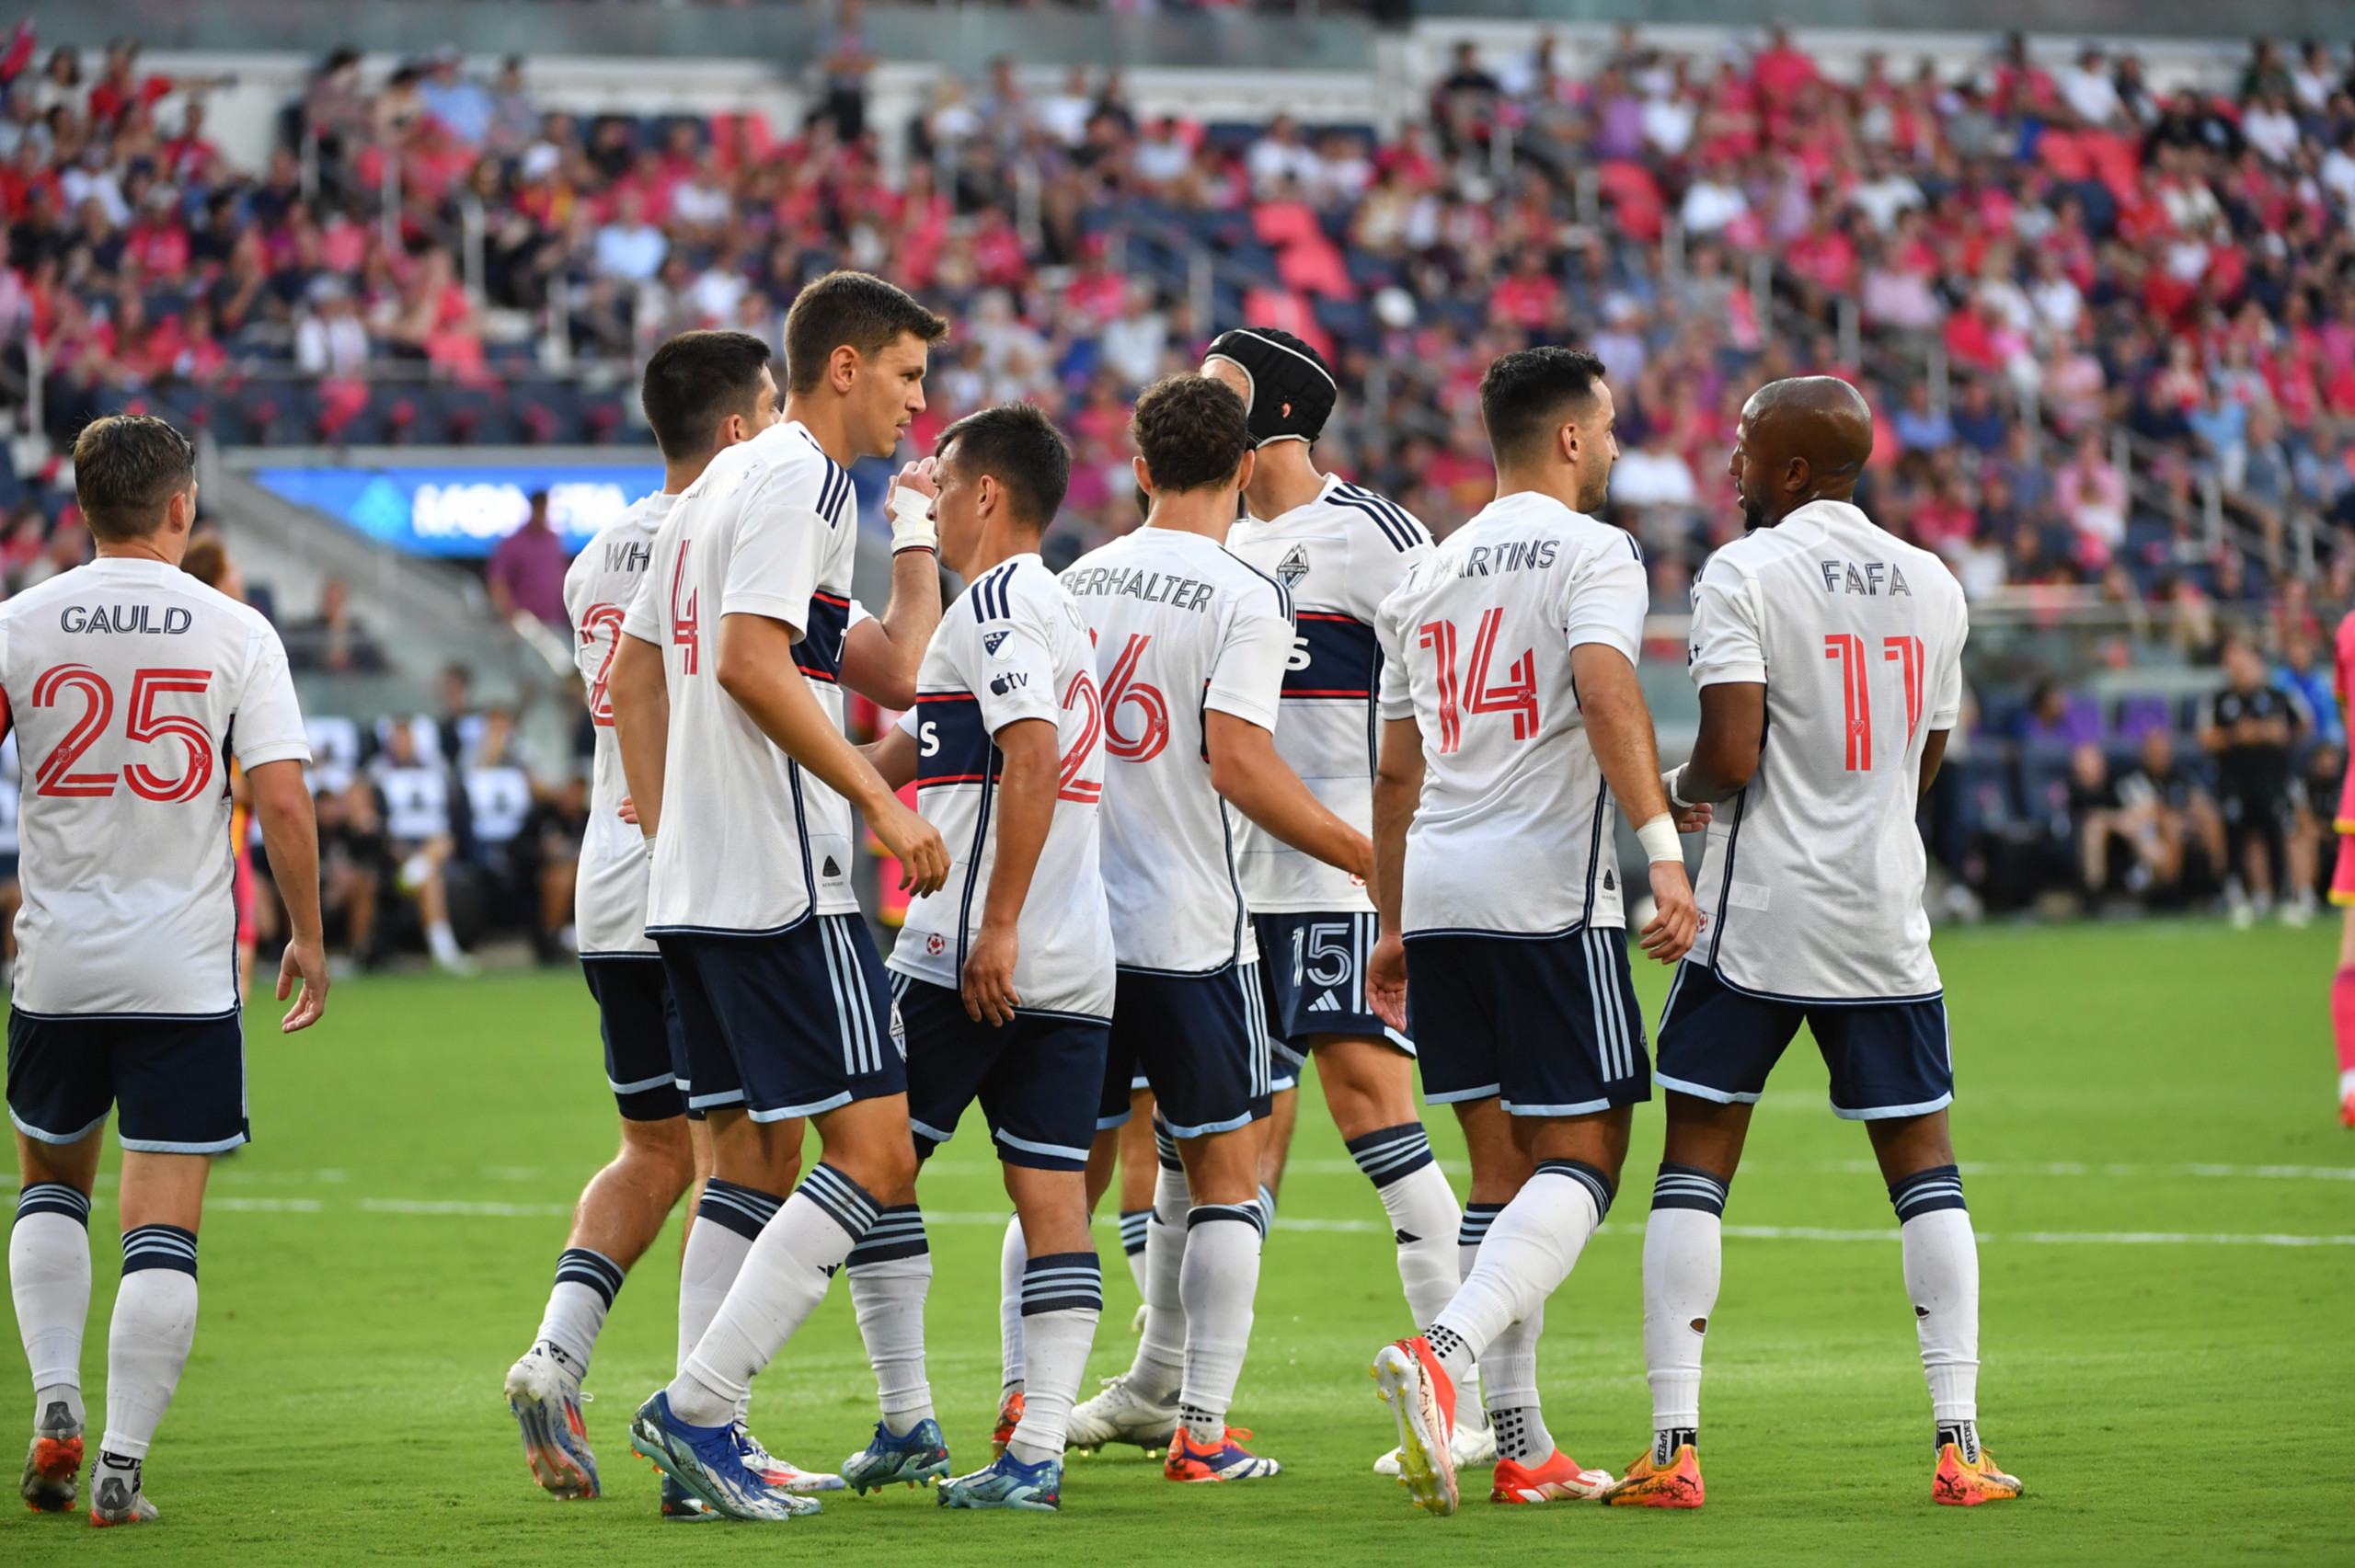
[937,402,1071,530]
[782,271,948,395]
[1479,346,1607,464]
[73,415,195,541]
[1132,375,1250,494]
[639,330,774,460]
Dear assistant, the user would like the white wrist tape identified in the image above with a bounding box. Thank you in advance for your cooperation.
[642,834,659,863]
[1636,812,1683,864]
[889,486,937,553]
[1662,764,1694,810]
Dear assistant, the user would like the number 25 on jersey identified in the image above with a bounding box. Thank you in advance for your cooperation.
[1824,634,1924,772]
[29,663,216,801]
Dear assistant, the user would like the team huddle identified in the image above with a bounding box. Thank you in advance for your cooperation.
[5,266,2018,1529]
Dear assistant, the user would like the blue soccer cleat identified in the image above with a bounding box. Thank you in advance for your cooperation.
[938,1450,1063,1512]
[628,1392,818,1521]
[660,1475,718,1521]
[841,1418,951,1494]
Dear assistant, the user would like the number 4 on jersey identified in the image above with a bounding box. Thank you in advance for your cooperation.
[1419,610,1539,754]
[1824,634,1925,772]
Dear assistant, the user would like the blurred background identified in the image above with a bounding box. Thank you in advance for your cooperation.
[0,0,2338,969]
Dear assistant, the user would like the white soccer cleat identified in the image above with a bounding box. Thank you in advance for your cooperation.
[1372,1339,1457,1516]
[505,1344,600,1500]
[1064,1372,1178,1455]
[1373,1419,1497,1477]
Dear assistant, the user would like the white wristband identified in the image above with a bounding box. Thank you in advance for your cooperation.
[889,486,937,553]
[1636,812,1683,864]
[1662,764,1693,810]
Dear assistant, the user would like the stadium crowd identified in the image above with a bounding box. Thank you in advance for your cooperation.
[0,25,2342,956]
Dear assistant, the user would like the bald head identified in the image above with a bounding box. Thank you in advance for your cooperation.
[1729,375,1874,530]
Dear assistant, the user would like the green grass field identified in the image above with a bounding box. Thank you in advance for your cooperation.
[4,921,2352,1565]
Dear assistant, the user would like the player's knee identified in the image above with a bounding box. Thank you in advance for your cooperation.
[617,1117,697,1194]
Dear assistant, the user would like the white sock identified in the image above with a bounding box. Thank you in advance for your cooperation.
[998,1215,1027,1393]
[101,1230,201,1460]
[1008,1251,1102,1465]
[1117,1207,1152,1300]
[677,1180,775,1377]
[1430,1162,1610,1384]
[2341,1067,2355,1102]
[1901,1206,1980,1436]
[1177,1204,1262,1444]
[1487,1399,1554,1465]
[670,1167,879,1427]
[1347,1122,1463,1330]
[1478,1305,1543,1453]
[1453,1207,1500,1432]
[535,1248,624,1382]
[1643,1164,1729,1455]
[846,1204,933,1436]
[11,1192,93,1430]
[1130,1146,1189,1401]
[426,920,463,962]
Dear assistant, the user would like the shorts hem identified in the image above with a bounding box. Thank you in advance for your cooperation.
[607,1072,677,1096]
[1653,1072,1763,1105]
[687,1090,747,1111]
[994,1129,1091,1168]
[1499,1096,1614,1116]
[1095,1110,1133,1130]
[117,1130,249,1155]
[1156,1110,1256,1139]
[1709,968,1944,1009]
[911,1116,957,1144]
[8,1107,109,1145]
[748,1092,853,1121]
[1830,1093,1954,1122]
[1422,1082,1499,1104]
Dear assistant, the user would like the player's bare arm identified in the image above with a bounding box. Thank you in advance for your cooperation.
[1570,640,1697,963]
[864,721,918,790]
[608,631,670,836]
[1675,681,1766,805]
[1366,714,1424,1033]
[964,716,1058,1027]
[1205,710,1373,882]
[715,610,949,894]
[839,458,946,709]
[250,758,328,1033]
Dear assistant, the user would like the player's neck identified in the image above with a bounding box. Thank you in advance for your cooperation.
[95,535,182,567]
[662,449,718,495]
[1242,442,1325,520]
[1144,490,1240,545]
[949,522,1040,581]
[1764,483,1859,525]
[780,394,858,468]
[1493,464,1593,514]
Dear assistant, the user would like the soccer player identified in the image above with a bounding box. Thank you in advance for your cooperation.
[2202,637,2308,928]
[1603,376,2021,1510]
[1201,328,1493,1472]
[1363,347,1700,1516]
[839,402,1110,1511]
[1061,375,1373,1482]
[505,328,838,1508]
[7,415,327,1526]
[611,273,953,1524]
[2331,605,2355,1126]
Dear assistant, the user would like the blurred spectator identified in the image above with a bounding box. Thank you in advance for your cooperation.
[288,575,385,674]
[2202,636,2309,924]
[488,489,570,629]
[372,716,476,974]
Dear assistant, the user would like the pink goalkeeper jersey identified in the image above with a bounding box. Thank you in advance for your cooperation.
[2335,609,2355,830]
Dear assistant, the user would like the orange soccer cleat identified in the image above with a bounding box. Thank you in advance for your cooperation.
[990,1388,1025,1458]
[1489,1448,1614,1504]
[1603,1442,1705,1508]
[1161,1425,1281,1482]
[1932,1443,2022,1505]
[2340,1090,2355,1130]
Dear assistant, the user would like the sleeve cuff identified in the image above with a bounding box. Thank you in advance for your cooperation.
[717,591,810,635]
[1565,628,1642,662]
[1693,660,1768,688]
[1928,706,1961,728]
[1377,699,1416,723]
[237,741,315,769]
[1204,691,1279,731]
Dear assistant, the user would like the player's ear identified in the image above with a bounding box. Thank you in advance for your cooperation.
[1234,446,1256,492]
[1132,454,1154,497]
[829,342,860,394]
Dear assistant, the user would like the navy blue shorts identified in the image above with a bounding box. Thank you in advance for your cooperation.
[658,914,906,1122]
[580,956,690,1122]
[893,977,1108,1172]
[1099,962,1271,1139]
[7,1008,247,1154]
[1407,925,1651,1116]
[1654,962,1954,1120]
[1253,912,1413,1093]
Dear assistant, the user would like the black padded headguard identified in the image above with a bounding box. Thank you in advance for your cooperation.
[1203,326,1338,448]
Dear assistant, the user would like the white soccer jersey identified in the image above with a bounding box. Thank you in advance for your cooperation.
[0,557,310,1016]
[1684,498,1966,1002]
[1226,475,1432,913]
[622,419,864,935]
[1062,525,1292,973]
[564,493,672,956]
[1375,490,1648,937]
[888,555,1113,1017]
[376,757,450,841]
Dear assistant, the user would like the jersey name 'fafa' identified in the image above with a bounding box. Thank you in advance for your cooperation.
[0,557,311,1015]
[889,555,1113,1017]
[1376,491,1647,936]
[1226,475,1431,913]
[1687,498,1966,1002]
[1062,526,1291,973]
[565,491,672,956]
[623,420,862,935]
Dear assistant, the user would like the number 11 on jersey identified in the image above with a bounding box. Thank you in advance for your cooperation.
[1824,633,1926,772]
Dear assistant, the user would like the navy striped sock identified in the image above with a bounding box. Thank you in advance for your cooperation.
[845,1204,928,1272]
[1187,1202,1266,1240]
[14,1183,90,1228]
[1118,1208,1151,1258]
[121,1224,197,1278]
[1345,1122,1437,1188]
[1154,1118,1182,1173]
[1889,1165,1967,1222]
[1649,1162,1731,1217]
[798,1163,881,1243]
[1458,1202,1504,1252]
[1534,1158,1616,1221]
[696,1177,785,1242]
[553,1247,625,1310]
[1020,1252,1103,1316]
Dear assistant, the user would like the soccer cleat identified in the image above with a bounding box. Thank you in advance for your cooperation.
[1603,1442,1706,1508]
[86,1452,154,1528]
[990,1388,1026,1457]
[2341,1091,2355,1130]
[20,1399,82,1512]
[1374,1419,1497,1477]
[1489,1448,1613,1504]
[1372,1337,1457,1515]
[841,1418,951,1494]
[1162,1425,1281,1482]
[938,1450,1063,1511]
[628,1391,817,1522]
[505,1345,600,1500]
[1932,1443,2022,1505]
[734,1424,846,1494]
[660,1476,718,1521]
[1064,1372,1179,1455]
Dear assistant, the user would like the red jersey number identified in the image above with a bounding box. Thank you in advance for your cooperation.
[30,664,216,800]
[1100,634,1169,761]
[1419,611,1539,754]
[581,603,627,726]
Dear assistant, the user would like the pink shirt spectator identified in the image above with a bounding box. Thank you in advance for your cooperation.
[488,500,571,629]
